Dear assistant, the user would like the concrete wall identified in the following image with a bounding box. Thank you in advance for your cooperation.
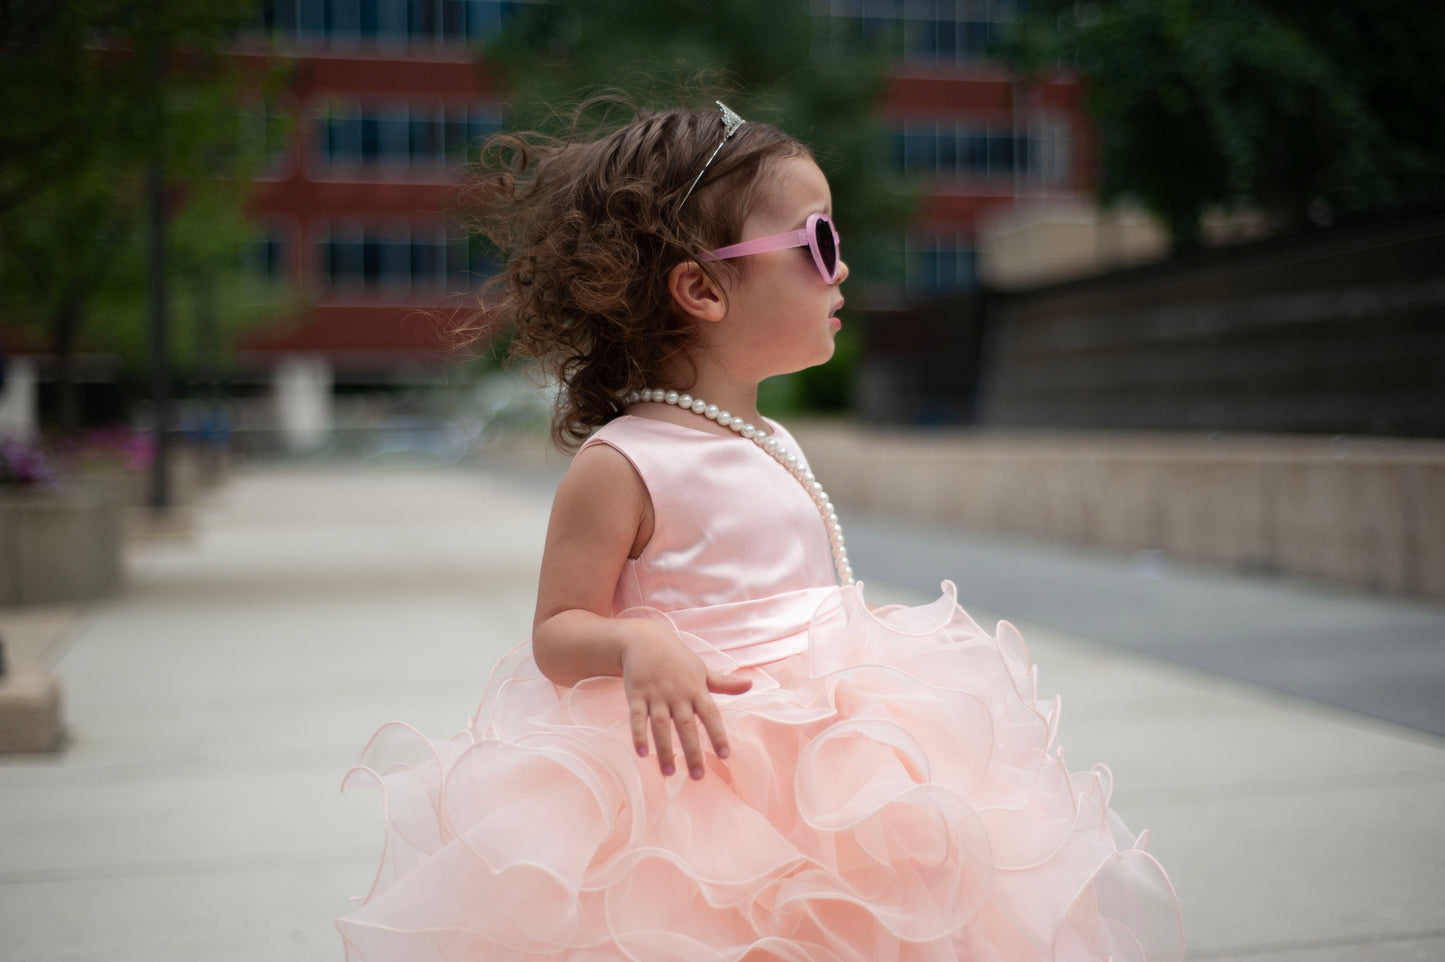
[977,199,1170,291]
[791,423,1445,602]
[977,208,1445,436]
[858,206,1445,436]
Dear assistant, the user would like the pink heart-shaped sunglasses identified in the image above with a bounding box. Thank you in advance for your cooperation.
[706,212,842,284]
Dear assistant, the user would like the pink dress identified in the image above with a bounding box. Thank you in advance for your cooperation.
[337,416,1183,961]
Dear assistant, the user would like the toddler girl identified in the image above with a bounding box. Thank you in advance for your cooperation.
[338,101,1183,961]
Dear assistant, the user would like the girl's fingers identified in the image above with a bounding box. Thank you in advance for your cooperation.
[629,696,649,757]
[650,707,674,776]
[671,707,704,779]
[695,696,731,761]
[705,669,753,695]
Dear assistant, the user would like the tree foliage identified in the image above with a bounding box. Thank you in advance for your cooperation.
[1006,0,1445,245]
[0,0,294,431]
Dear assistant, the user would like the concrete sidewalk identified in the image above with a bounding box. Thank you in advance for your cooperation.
[0,464,1442,960]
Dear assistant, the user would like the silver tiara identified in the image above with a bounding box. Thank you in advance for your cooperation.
[677,101,746,210]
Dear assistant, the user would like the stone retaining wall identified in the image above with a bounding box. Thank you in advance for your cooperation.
[791,423,1445,601]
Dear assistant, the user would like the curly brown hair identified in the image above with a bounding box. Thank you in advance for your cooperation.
[454,99,811,452]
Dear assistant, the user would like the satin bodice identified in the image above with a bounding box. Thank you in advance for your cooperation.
[579,415,839,666]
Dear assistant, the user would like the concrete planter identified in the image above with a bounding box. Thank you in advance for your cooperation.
[0,486,123,606]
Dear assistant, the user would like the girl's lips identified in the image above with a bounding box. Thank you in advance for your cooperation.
[829,316,843,331]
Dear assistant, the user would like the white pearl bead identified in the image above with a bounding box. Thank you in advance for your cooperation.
[647,389,662,402]
[665,390,679,405]
[717,413,731,427]
[784,453,798,468]
[677,393,692,409]
[690,398,706,414]
[763,437,778,453]
[729,418,745,432]
[704,404,719,420]
[741,424,756,439]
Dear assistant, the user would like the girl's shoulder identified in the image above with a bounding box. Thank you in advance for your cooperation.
[759,415,803,451]
[580,413,812,491]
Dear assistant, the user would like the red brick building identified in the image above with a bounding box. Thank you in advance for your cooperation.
[239,1,1089,380]
[0,3,1091,442]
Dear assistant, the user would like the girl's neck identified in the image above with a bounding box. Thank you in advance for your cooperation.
[627,370,764,437]
[682,374,760,425]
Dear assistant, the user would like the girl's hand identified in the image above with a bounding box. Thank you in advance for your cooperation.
[619,621,752,779]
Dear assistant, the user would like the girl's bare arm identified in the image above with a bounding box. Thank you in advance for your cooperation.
[531,444,750,778]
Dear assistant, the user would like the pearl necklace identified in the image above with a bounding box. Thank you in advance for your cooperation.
[623,388,854,586]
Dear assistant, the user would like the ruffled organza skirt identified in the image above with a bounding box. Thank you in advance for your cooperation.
[337,583,1183,961]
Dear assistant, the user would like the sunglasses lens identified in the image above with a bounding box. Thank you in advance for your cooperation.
[814,218,837,279]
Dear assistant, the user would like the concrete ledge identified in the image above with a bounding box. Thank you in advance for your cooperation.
[0,672,63,753]
[792,423,1445,601]
[0,604,80,754]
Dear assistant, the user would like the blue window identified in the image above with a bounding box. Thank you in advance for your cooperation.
[813,0,1017,64]
[252,227,289,280]
[889,119,1069,185]
[315,101,504,170]
[904,233,977,296]
[259,0,531,44]
[317,223,492,293]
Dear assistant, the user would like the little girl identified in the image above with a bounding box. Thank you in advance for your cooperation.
[338,101,1182,961]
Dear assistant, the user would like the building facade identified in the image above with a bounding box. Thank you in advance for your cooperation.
[0,2,1092,444]
[240,0,1089,366]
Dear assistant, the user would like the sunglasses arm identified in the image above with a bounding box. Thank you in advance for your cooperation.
[707,227,812,262]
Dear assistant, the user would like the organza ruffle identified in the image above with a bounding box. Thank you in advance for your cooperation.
[337,583,1183,961]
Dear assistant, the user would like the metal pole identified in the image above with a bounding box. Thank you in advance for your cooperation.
[147,38,170,514]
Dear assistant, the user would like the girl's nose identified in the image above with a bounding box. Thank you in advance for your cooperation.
[836,257,850,284]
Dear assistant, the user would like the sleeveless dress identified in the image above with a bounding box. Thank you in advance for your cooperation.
[337,415,1183,962]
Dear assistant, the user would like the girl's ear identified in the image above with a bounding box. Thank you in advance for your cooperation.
[668,261,727,323]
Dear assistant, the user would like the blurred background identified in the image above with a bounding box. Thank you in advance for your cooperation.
[2,0,1441,600]
[1,2,1444,959]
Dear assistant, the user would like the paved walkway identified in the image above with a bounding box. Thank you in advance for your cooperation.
[846,516,1445,738]
[1,463,1442,960]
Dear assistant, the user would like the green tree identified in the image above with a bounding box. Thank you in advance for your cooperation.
[0,0,293,435]
[1006,0,1445,246]
[481,0,918,410]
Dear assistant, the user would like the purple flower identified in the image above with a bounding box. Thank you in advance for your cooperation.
[0,436,61,488]
[67,424,157,474]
